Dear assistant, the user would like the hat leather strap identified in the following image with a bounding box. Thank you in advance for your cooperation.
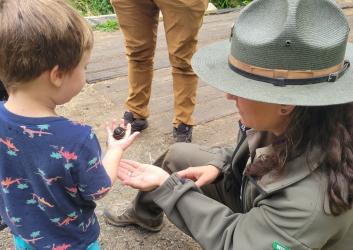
[228,55,350,87]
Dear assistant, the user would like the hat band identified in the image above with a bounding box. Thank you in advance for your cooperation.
[228,55,350,86]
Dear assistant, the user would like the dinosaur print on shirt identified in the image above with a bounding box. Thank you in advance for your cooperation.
[0,102,111,249]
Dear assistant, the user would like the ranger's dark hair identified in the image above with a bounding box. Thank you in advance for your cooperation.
[246,104,353,216]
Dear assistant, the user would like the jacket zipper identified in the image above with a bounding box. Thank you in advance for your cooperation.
[240,175,248,212]
[231,121,248,213]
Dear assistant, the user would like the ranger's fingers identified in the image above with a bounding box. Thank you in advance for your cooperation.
[120,159,142,169]
[121,176,144,189]
[117,167,130,181]
[119,161,138,172]
[177,169,189,178]
[195,175,208,188]
[177,168,198,180]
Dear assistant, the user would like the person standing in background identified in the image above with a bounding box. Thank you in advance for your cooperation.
[110,0,208,143]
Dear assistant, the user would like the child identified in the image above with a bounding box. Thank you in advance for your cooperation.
[0,0,138,249]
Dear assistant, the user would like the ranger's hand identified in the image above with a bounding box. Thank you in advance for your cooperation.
[177,165,220,187]
[118,159,170,192]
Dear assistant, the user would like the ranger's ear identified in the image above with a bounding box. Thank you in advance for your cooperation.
[279,105,295,115]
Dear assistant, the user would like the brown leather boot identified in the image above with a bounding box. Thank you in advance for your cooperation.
[103,207,163,232]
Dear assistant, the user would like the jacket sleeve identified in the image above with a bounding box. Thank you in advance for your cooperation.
[206,146,235,171]
[151,174,319,250]
[207,128,244,171]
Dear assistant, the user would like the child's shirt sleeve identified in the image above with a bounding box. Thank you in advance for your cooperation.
[73,132,112,201]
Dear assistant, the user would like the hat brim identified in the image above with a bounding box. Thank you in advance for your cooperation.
[192,40,353,106]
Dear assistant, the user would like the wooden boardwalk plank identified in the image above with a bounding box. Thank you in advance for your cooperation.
[87,11,239,83]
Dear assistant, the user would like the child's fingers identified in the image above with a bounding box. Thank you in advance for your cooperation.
[119,119,126,129]
[105,121,113,136]
[126,131,139,144]
[111,119,117,131]
[125,123,132,137]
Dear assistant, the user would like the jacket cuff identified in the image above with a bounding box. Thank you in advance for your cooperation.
[150,173,197,214]
[150,173,183,199]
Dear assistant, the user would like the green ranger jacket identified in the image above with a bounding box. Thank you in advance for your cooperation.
[150,130,353,250]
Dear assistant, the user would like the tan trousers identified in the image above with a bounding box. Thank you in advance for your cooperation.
[110,0,208,126]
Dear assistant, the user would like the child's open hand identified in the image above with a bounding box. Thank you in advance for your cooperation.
[106,120,139,151]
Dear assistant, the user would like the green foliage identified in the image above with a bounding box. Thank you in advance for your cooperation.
[69,0,252,16]
[69,0,114,16]
[210,0,251,8]
[94,19,119,32]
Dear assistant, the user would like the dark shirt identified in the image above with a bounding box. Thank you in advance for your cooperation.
[0,102,111,249]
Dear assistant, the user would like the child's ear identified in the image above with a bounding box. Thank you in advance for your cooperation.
[48,65,64,88]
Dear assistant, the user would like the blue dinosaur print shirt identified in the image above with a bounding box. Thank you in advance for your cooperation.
[0,102,112,249]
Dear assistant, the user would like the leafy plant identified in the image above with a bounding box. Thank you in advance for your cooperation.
[69,0,114,16]
[69,0,251,16]
[94,19,119,32]
[210,0,251,8]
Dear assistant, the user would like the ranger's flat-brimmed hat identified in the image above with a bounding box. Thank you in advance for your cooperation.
[192,0,353,106]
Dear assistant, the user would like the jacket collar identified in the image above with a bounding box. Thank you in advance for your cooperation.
[245,130,323,194]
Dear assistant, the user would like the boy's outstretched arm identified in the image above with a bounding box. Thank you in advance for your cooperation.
[102,121,139,185]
